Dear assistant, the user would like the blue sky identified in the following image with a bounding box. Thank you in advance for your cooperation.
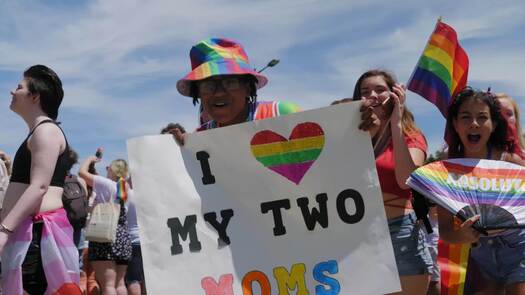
[1,0,524,170]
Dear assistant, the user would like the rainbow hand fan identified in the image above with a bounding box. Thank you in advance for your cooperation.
[407,158,525,231]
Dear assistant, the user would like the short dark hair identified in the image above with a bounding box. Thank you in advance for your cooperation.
[447,87,509,158]
[23,65,64,120]
[161,122,186,134]
[190,74,258,105]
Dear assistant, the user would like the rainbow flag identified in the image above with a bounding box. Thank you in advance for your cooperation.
[116,178,127,203]
[408,19,469,117]
[438,241,472,295]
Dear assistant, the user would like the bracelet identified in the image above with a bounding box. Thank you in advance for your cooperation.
[0,222,14,234]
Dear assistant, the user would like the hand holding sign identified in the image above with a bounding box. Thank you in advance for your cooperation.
[128,103,400,294]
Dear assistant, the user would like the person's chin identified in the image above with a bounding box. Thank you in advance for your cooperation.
[210,110,233,122]
[9,104,18,114]
[465,142,485,154]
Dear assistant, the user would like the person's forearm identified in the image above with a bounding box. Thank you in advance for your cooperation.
[391,123,418,189]
[79,157,96,187]
[2,184,46,231]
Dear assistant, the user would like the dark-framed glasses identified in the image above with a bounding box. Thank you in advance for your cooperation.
[198,77,245,96]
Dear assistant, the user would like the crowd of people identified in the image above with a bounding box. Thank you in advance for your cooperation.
[0,37,524,294]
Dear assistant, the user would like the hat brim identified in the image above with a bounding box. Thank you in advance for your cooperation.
[176,59,268,97]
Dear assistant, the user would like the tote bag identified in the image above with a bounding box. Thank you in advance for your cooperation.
[85,197,120,243]
[0,160,9,208]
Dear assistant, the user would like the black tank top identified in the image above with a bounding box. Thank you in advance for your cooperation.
[10,119,69,187]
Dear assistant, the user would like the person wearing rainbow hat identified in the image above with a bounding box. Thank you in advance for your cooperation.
[171,37,300,141]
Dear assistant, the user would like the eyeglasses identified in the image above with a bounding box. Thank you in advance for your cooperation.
[197,77,246,96]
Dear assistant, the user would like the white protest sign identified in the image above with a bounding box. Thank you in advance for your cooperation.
[127,102,400,294]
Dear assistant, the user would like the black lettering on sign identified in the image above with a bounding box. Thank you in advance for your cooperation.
[196,151,215,185]
[336,189,365,224]
[296,193,329,231]
[166,215,202,255]
[203,209,234,246]
[260,199,291,236]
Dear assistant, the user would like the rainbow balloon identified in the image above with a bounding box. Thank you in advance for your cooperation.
[250,122,324,185]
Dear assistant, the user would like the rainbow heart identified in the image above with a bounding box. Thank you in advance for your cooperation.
[250,122,325,184]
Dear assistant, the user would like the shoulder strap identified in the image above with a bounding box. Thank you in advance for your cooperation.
[27,119,68,150]
[28,119,56,137]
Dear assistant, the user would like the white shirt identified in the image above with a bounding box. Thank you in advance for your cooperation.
[92,175,139,243]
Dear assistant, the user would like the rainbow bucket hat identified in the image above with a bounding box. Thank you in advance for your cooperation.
[176,38,268,97]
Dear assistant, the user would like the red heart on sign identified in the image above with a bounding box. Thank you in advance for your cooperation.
[250,122,325,184]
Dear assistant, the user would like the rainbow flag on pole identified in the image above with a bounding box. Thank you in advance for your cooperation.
[408,19,469,117]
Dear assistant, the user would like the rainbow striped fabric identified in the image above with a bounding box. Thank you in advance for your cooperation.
[254,101,302,121]
[116,178,128,203]
[408,159,525,211]
[438,241,472,295]
[197,101,301,131]
[2,208,81,294]
[407,20,469,117]
[250,122,324,184]
[408,159,525,294]
[177,38,268,97]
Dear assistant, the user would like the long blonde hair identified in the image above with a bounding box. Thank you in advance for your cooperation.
[109,159,128,179]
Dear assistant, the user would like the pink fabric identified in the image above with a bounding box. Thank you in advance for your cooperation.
[1,208,81,295]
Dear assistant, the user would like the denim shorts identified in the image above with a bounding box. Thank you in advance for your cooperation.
[470,229,525,285]
[389,213,433,276]
[424,214,440,282]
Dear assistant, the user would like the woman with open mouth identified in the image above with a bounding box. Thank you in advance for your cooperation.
[439,87,525,294]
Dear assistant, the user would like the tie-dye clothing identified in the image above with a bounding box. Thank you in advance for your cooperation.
[197,100,300,131]
[1,208,81,295]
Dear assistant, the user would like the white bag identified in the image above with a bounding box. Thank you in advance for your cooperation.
[0,160,9,209]
[85,200,120,243]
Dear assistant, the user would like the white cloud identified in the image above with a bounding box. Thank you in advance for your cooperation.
[1,0,524,160]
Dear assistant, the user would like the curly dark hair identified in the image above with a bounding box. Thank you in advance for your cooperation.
[160,122,186,134]
[447,87,510,158]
